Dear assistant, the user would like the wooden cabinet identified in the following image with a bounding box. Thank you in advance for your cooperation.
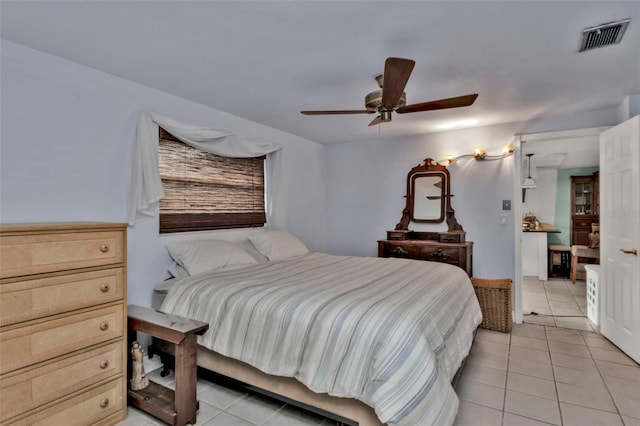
[0,223,127,425]
[571,173,599,245]
[378,231,473,276]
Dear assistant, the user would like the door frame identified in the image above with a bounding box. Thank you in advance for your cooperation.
[512,127,610,324]
[513,136,523,324]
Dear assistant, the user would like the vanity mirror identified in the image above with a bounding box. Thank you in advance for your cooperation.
[379,158,472,276]
[411,172,446,222]
[395,158,463,231]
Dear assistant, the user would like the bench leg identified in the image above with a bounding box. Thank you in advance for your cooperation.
[174,334,199,426]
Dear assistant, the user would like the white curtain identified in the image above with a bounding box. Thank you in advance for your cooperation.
[128,111,283,226]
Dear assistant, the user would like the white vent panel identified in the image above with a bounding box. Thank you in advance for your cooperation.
[579,19,631,52]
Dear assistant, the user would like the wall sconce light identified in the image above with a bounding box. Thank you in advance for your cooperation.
[443,146,514,165]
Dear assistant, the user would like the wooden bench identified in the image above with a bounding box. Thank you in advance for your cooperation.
[127,305,208,426]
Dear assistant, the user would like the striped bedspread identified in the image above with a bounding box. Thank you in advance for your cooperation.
[161,253,482,425]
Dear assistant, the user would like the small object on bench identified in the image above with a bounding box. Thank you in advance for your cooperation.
[127,305,208,426]
[471,278,512,333]
[131,341,150,390]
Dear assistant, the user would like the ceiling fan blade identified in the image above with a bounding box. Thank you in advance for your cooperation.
[368,116,382,127]
[396,94,478,114]
[301,110,370,115]
[381,57,415,108]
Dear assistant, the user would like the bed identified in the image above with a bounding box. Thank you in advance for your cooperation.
[153,231,482,426]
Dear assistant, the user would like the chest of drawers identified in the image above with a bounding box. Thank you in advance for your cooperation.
[378,239,473,276]
[0,223,127,425]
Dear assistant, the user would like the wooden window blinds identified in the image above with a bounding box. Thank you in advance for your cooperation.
[158,128,266,233]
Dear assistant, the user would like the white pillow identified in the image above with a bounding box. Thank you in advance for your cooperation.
[155,277,179,294]
[248,230,309,261]
[239,239,270,263]
[168,261,190,278]
[166,239,258,276]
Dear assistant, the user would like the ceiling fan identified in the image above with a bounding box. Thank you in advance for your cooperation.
[300,57,478,127]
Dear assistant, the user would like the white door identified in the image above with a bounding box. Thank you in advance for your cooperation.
[600,115,640,363]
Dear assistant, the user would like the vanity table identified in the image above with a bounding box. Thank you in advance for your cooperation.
[379,158,473,276]
[378,232,473,276]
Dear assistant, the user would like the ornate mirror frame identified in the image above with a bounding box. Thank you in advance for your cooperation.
[395,158,464,231]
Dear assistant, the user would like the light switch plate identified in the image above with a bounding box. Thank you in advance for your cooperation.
[502,200,511,210]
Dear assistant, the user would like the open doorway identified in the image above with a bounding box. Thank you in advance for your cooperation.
[516,127,606,332]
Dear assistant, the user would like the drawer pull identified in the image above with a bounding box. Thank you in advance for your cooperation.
[391,247,409,256]
[431,249,450,259]
[442,237,454,242]
[99,359,109,369]
[100,284,110,293]
[100,245,110,253]
[620,248,638,256]
[99,321,110,331]
[99,398,110,408]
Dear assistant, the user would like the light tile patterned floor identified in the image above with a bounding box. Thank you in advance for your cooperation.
[522,276,595,331]
[120,327,639,426]
[454,324,639,426]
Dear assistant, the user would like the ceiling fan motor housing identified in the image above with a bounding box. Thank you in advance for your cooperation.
[365,89,407,112]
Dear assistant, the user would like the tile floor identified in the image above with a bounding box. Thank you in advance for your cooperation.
[120,323,639,426]
[119,367,336,426]
[120,282,639,426]
[522,275,595,332]
[454,323,639,426]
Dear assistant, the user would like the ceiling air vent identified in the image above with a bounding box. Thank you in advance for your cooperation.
[579,18,631,52]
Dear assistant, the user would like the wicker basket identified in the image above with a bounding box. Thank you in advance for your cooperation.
[471,278,513,333]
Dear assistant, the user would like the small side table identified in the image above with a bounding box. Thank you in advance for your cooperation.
[127,305,208,426]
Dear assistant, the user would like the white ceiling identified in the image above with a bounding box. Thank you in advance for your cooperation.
[522,129,603,171]
[1,1,639,145]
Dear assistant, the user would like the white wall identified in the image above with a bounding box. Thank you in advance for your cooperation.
[630,93,640,118]
[0,41,328,308]
[522,168,558,225]
[0,39,626,303]
[326,110,620,281]
[618,93,640,121]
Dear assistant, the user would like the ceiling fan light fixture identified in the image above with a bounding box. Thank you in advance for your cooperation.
[365,89,406,112]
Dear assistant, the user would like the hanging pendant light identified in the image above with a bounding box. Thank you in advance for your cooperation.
[522,153,537,189]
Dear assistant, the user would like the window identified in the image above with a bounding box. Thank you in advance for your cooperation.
[158,128,266,233]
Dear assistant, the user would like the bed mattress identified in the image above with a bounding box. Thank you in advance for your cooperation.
[160,253,482,426]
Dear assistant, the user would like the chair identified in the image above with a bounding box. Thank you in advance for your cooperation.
[570,245,599,283]
[548,244,571,278]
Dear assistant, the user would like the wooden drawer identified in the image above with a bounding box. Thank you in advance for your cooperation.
[573,220,592,229]
[9,378,124,426]
[383,242,461,263]
[0,341,123,422]
[386,230,411,241]
[0,305,124,374]
[439,231,465,243]
[379,239,473,276]
[421,246,461,263]
[1,267,125,326]
[0,230,124,279]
